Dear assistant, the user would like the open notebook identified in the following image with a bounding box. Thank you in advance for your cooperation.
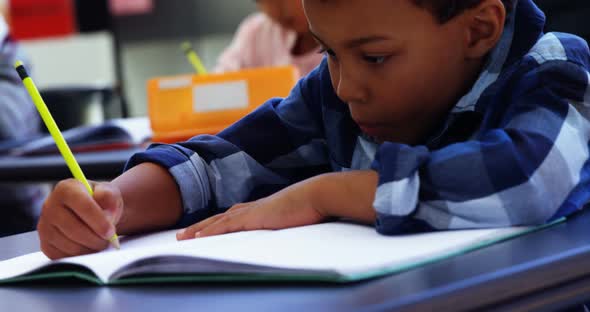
[0,222,553,285]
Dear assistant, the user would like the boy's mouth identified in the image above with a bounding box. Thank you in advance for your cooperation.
[357,123,388,138]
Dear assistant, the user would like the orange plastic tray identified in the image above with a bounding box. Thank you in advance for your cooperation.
[147,66,297,143]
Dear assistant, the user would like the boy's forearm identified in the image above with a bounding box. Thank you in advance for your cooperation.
[311,170,379,224]
[112,163,183,235]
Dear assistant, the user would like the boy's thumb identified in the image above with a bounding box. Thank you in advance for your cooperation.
[93,183,124,225]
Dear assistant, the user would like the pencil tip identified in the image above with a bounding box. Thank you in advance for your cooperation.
[109,234,121,250]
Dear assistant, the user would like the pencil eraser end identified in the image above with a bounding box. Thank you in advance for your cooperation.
[180,42,191,53]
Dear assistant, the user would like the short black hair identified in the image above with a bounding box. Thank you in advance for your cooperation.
[412,0,514,23]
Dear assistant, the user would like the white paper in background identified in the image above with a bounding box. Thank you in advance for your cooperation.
[109,0,154,16]
[192,80,249,112]
[109,116,153,144]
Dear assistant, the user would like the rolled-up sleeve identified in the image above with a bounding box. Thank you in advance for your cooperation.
[125,63,331,226]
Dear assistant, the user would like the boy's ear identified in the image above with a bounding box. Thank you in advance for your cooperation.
[462,0,506,59]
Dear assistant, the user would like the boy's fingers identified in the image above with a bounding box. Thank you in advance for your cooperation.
[48,226,98,257]
[176,214,225,241]
[40,240,69,260]
[176,202,257,240]
[198,211,252,238]
[38,219,60,259]
[93,183,124,225]
[54,179,116,240]
[51,206,110,251]
[38,220,97,259]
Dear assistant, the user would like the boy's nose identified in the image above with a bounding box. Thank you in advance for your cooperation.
[335,67,366,104]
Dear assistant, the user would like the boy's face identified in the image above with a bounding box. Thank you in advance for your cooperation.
[256,0,309,34]
[304,0,486,144]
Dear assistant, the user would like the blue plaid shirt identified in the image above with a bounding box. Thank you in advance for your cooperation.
[128,0,590,234]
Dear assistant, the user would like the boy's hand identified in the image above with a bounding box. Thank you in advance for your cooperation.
[37,179,124,260]
[176,170,378,240]
[176,178,327,240]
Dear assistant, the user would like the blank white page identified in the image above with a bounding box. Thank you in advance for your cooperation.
[156,222,527,276]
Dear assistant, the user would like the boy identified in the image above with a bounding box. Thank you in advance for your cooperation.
[39,0,590,259]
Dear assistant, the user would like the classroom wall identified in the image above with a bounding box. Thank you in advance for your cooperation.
[113,0,256,41]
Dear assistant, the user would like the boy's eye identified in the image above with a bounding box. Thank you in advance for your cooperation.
[363,55,389,64]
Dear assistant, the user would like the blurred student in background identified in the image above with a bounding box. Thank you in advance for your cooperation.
[214,0,322,78]
[0,15,48,237]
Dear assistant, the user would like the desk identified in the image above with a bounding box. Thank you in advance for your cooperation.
[0,148,141,183]
[2,212,590,311]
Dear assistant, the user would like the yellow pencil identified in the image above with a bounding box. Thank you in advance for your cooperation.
[14,61,120,250]
[181,41,208,75]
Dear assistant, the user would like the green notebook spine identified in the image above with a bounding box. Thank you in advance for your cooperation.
[0,272,103,285]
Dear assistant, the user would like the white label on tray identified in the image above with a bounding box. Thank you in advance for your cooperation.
[192,80,249,112]
[159,78,191,90]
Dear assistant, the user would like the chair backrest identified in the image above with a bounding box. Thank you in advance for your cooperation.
[21,32,125,130]
[38,87,111,133]
[534,0,590,45]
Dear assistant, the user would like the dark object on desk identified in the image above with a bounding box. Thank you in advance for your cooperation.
[9,118,151,156]
[3,117,151,157]
[0,135,42,155]
[0,148,140,183]
[11,125,132,156]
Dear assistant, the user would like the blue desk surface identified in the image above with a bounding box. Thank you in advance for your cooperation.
[2,211,590,311]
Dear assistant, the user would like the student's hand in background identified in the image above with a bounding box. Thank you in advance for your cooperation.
[176,170,379,240]
[37,180,124,260]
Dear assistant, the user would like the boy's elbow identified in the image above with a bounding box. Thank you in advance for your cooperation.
[502,189,564,226]
[510,190,572,226]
